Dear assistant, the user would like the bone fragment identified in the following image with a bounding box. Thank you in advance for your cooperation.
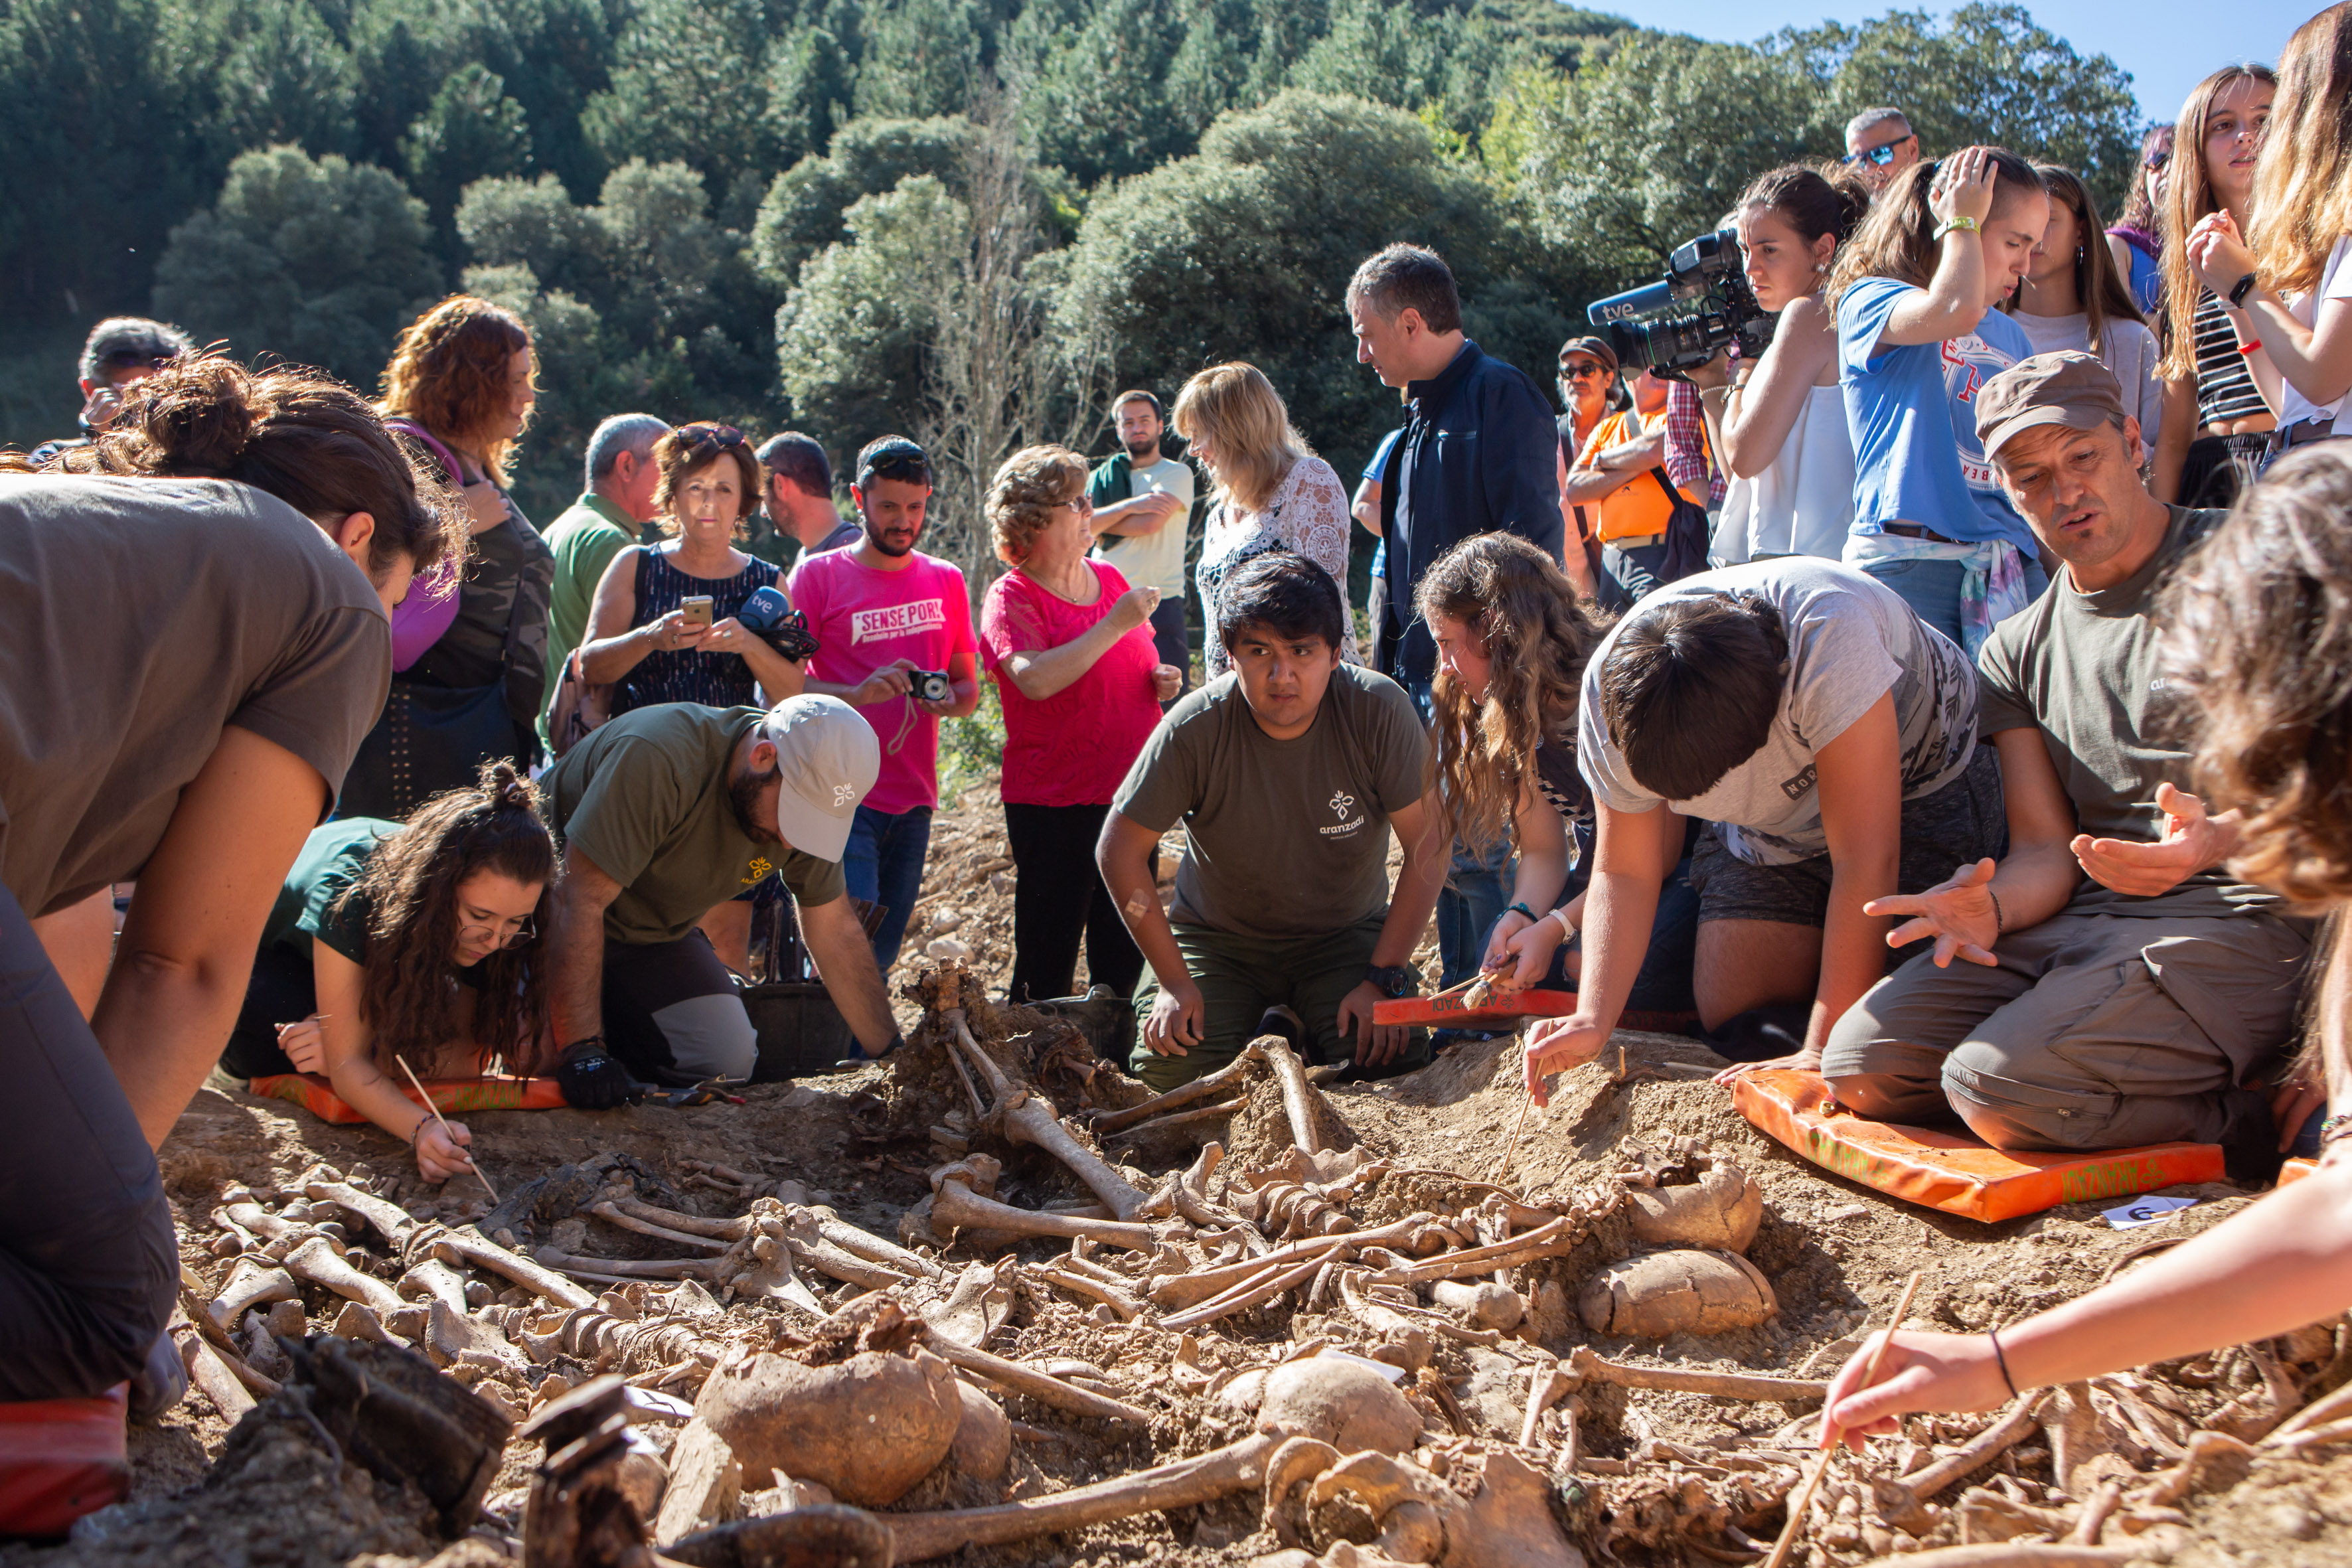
[653,1418,740,1546]
[1036,1263,1143,1321]
[303,1177,420,1252]
[1107,1099,1247,1146]
[174,1322,257,1418]
[799,1206,943,1281]
[945,1010,1151,1221]
[777,1210,913,1289]
[1375,1215,1586,1286]
[284,1236,405,1318]
[398,1259,473,1315]
[1257,1033,1323,1153]
[1521,1363,1575,1449]
[534,1245,718,1281]
[923,1332,1152,1425]
[1902,1391,2053,1500]
[1089,1042,1263,1133]
[1434,1279,1524,1332]
[931,1168,1157,1250]
[1160,1252,1326,1331]
[208,1258,299,1334]
[1567,1346,1830,1403]
[432,1225,597,1308]
[331,1301,400,1346]
[1147,1214,1439,1310]
[886,1432,1276,1563]
[591,1201,733,1253]
[606,1197,747,1242]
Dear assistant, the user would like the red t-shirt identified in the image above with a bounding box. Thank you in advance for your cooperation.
[979,560,1164,807]
[787,546,977,815]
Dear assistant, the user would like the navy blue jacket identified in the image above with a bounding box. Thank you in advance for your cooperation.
[1375,340,1563,683]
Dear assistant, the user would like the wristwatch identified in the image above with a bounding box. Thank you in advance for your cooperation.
[2229,271,2260,309]
[1365,964,1415,999]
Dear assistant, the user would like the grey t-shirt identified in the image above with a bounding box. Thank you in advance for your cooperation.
[1578,558,1980,865]
[1113,665,1428,941]
[1092,455,1196,601]
[1976,505,2277,918]
[0,475,392,917]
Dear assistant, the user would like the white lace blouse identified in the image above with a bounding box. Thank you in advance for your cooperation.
[1195,454,1358,677]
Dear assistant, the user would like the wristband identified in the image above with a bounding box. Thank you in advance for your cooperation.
[1987,888,2005,935]
[1934,215,1981,239]
[1988,1326,2020,1397]
[1507,902,1539,922]
[410,1119,429,1151]
[2237,339,2263,356]
[562,1034,607,1054]
[2229,271,2259,308]
[2322,1112,2352,1146]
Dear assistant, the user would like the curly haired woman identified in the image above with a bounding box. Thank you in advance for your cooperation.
[220,763,558,1184]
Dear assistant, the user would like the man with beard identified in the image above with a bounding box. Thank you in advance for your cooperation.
[1086,390,1198,707]
[787,435,980,982]
[541,695,900,1104]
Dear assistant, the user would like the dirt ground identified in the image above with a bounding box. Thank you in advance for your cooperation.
[15,779,2352,1567]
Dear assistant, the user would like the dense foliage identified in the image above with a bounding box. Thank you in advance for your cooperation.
[0,0,2144,519]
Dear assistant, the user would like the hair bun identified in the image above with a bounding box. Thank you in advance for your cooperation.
[482,759,534,811]
[131,356,259,477]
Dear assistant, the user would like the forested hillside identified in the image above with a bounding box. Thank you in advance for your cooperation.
[0,0,2142,530]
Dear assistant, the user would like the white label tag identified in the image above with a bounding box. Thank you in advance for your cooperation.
[2102,1194,2197,1230]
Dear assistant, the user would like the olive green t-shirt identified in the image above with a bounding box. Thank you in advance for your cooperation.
[1975,504,2277,918]
[259,817,487,988]
[545,703,845,944]
[0,476,392,917]
[1112,665,1429,941]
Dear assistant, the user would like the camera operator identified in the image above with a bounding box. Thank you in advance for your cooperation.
[786,435,979,974]
[1701,165,1869,564]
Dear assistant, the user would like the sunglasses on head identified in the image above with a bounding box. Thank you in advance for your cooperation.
[676,422,747,453]
[2145,147,2171,171]
[1845,140,1908,168]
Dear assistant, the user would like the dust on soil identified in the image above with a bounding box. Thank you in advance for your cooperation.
[15,777,2350,1567]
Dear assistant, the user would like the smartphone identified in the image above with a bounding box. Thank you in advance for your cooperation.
[680,596,714,629]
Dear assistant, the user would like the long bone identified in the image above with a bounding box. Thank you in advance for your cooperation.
[303,1174,420,1253]
[430,1225,597,1309]
[930,1164,1158,1250]
[943,1008,1151,1221]
[283,1235,405,1318]
[1087,1042,1264,1134]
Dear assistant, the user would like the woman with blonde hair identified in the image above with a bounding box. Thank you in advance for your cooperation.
[2187,3,2352,453]
[347,295,554,818]
[2152,64,2279,505]
[980,445,1181,1002]
[1174,362,1356,677]
[1816,443,2352,1452]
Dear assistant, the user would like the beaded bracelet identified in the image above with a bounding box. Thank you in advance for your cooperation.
[2321,1112,2352,1146]
[1987,888,2005,935]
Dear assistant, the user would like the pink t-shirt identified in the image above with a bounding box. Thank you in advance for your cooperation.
[786,547,977,815]
[979,561,1164,807]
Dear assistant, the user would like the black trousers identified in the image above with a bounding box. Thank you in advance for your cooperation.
[0,882,177,1399]
[219,940,316,1079]
[1003,803,1151,1005]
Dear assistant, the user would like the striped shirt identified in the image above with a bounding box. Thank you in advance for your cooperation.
[2193,290,2270,427]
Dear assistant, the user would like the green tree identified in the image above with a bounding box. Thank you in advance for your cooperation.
[1006,0,1188,186]
[581,0,782,198]
[751,115,977,287]
[169,0,360,165]
[153,144,444,382]
[766,26,858,170]
[853,0,986,119]
[402,64,534,222]
[1053,90,1570,479]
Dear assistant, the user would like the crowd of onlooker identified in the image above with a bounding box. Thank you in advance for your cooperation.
[7,1,2352,1431]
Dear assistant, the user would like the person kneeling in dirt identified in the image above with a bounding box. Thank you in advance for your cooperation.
[1522,550,2005,1100]
[1820,354,2313,1174]
[1097,549,1448,1089]
[218,763,556,1184]
[541,696,901,1105]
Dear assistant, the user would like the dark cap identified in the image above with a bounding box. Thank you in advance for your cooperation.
[1558,335,1620,376]
[1976,351,2128,459]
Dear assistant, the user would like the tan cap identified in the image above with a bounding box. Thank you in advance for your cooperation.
[763,696,880,863]
[1976,351,2128,459]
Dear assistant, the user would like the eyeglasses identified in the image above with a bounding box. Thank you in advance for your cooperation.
[1559,362,1609,381]
[2145,148,2171,171]
[1845,139,1909,168]
[459,915,537,950]
[676,422,747,454]
[1061,495,1095,512]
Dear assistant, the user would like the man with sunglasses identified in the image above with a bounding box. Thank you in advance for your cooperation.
[31,317,193,463]
[1844,108,1922,193]
[787,435,980,983]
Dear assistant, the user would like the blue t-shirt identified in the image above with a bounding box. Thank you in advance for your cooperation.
[1837,276,2037,551]
[1364,428,1402,481]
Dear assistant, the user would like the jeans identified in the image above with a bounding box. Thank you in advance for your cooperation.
[1861,556,2051,648]
[1003,801,1150,1003]
[843,803,933,970]
[0,882,177,1399]
[1146,596,1190,710]
[1401,677,1517,990]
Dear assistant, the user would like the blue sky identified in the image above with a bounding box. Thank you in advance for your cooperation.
[1642,0,2315,125]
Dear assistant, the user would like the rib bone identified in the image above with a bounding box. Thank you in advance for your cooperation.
[533,1245,718,1281]
[1567,1346,1830,1403]
[945,1009,1150,1221]
[1089,1042,1263,1135]
[283,1236,404,1318]
[590,1201,732,1253]
[886,1433,1276,1563]
[925,1334,1154,1426]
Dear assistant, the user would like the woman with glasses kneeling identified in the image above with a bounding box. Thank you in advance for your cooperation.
[219,763,558,1184]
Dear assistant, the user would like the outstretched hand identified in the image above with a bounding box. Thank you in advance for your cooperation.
[2073,783,2232,897]
[1865,858,2001,968]
[1523,1016,1608,1107]
[1819,1328,2013,1452]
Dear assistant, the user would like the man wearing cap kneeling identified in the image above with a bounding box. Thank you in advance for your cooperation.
[1820,353,2313,1176]
[542,696,905,1106]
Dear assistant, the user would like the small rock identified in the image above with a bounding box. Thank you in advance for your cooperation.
[926,937,973,962]
[2274,1506,2323,1541]
[987,872,1014,896]
[929,909,964,933]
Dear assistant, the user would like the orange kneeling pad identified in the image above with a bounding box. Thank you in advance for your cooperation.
[246,1072,567,1125]
[1731,1068,2223,1222]
[0,1385,126,1537]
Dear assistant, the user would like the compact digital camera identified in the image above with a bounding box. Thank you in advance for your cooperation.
[737,586,820,661]
[1586,228,1774,378]
[909,669,954,704]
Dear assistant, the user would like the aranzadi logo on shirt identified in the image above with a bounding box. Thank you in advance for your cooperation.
[850,599,948,645]
[1318,788,1366,839]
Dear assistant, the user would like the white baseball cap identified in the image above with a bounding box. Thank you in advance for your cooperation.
[763,696,880,862]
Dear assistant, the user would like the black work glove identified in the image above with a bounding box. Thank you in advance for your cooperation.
[556,1039,637,1110]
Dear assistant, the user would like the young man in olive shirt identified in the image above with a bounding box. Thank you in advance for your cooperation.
[1822,355,2312,1171]
[1098,551,1449,1089]
[542,695,903,1101]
